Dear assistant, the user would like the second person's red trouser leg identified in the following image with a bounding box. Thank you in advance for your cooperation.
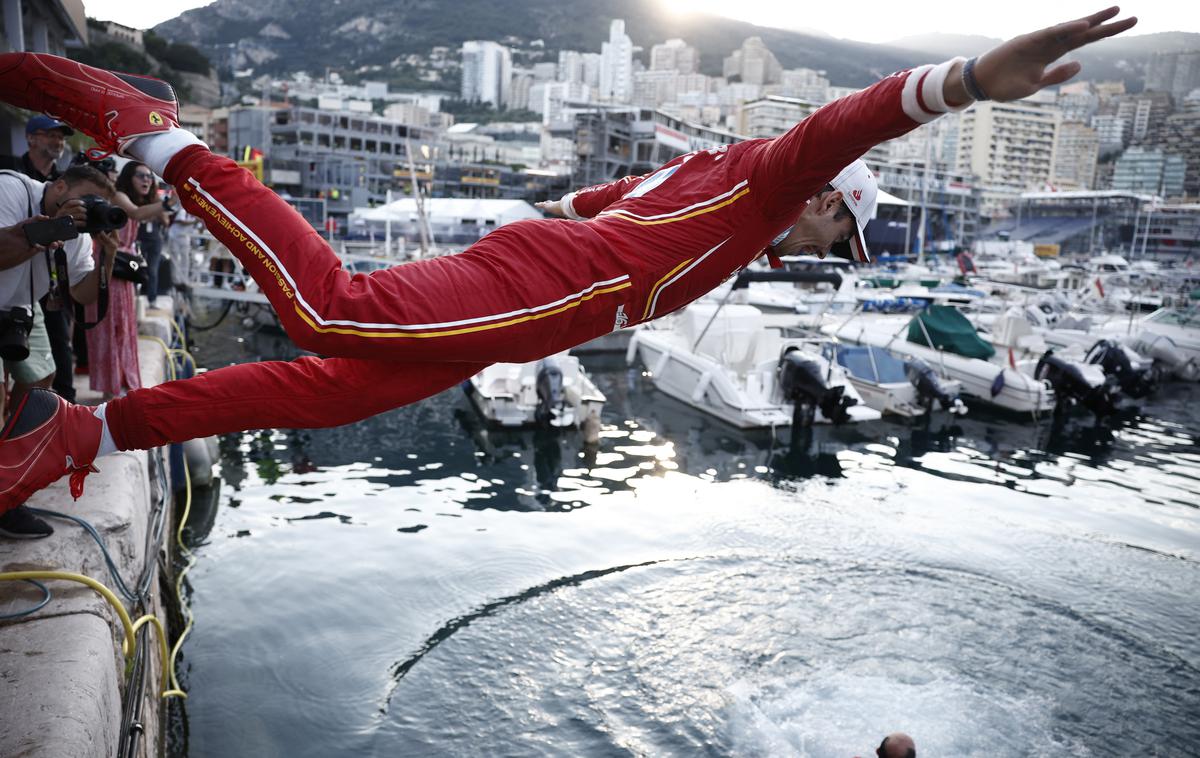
[104,355,486,450]
[165,146,639,363]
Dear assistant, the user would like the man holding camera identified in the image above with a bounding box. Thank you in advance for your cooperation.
[0,164,118,535]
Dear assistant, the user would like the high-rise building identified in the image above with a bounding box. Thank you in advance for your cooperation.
[461,40,512,107]
[633,70,677,109]
[508,69,534,111]
[735,96,818,138]
[1143,103,1200,199]
[558,50,584,84]
[723,38,782,86]
[1056,82,1099,124]
[650,39,699,74]
[1090,113,1129,156]
[778,68,830,103]
[1112,146,1186,198]
[582,53,603,90]
[600,20,634,103]
[1114,92,1174,144]
[1052,121,1100,190]
[1145,50,1200,102]
[957,100,1061,216]
[537,81,591,126]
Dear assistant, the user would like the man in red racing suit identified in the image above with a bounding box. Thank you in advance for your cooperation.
[0,8,1137,509]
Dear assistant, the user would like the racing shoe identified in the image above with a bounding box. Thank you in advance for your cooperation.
[0,52,178,157]
[0,389,103,512]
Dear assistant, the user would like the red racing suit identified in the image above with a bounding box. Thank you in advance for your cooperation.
[106,59,966,450]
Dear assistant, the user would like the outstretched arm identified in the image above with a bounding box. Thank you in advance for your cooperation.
[749,7,1136,222]
[945,6,1137,104]
[538,171,655,220]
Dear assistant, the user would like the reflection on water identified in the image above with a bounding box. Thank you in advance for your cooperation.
[173,325,1200,758]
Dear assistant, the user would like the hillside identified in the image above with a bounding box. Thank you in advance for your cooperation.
[154,0,1199,91]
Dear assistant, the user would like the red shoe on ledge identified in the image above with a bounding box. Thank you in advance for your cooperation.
[0,52,178,157]
[0,389,103,512]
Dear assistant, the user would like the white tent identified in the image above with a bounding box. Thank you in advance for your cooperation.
[350,197,542,229]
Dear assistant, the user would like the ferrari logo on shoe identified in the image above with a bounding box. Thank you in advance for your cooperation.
[149,111,164,126]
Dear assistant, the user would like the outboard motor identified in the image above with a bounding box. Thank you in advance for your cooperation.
[778,348,856,426]
[1035,349,1118,419]
[535,357,568,427]
[905,358,967,414]
[1084,339,1159,398]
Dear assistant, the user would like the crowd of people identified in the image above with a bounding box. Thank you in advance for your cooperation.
[0,115,188,538]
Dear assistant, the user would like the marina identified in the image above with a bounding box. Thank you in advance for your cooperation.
[170,318,1200,756]
[2,4,1198,756]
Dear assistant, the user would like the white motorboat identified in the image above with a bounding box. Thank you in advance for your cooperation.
[827,308,1059,415]
[627,302,881,429]
[1128,305,1200,381]
[979,309,1159,400]
[820,342,966,417]
[464,352,605,431]
[831,305,1125,418]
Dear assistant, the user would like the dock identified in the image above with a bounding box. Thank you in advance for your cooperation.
[1,305,185,758]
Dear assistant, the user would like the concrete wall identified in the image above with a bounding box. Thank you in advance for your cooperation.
[0,309,180,758]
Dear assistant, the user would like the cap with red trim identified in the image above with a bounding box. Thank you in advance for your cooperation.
[828,159,877,263]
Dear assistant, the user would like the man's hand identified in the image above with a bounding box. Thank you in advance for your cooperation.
[535,200,565,217]
[0,218,52,271]
[944,7,1137,104]
[95,229,119,277]
[53,196,90,229]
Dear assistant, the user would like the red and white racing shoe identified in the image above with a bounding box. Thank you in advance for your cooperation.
[0,52,178,158]
[0,389,104,512]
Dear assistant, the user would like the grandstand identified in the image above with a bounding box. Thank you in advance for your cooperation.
[980,190,1198,261]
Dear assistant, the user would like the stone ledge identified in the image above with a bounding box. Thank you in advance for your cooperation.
[0,305,178,758]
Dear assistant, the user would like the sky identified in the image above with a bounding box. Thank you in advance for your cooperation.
[87,0,1197,43]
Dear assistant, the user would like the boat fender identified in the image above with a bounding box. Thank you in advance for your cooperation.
[182,435,217,489]
[990,370,1005,398]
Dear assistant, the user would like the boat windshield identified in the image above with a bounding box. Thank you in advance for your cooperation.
[834,345,908,383]
[1147,306,1200,328]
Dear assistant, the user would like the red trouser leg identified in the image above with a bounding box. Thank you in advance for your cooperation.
[105,355,486,450]
[166,147,637,363]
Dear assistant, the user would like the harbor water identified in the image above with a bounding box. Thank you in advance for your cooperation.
[171,322,1199,757]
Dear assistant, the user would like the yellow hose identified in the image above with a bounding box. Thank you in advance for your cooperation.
[0,570,134,656]
[167,453,196,698]
[0,571,186,698]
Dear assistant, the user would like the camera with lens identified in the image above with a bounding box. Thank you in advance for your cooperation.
[79,194,128,232]
[0,305,34,362]
[70,151,116,175]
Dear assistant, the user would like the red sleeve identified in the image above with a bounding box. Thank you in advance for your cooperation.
[562,149,699,218]
[748,59,967,223]
[562,173,652,219]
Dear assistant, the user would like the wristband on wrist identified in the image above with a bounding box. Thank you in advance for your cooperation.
[962,56,991,101]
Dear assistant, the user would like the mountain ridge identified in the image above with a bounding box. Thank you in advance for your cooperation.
[153,1,1198,91]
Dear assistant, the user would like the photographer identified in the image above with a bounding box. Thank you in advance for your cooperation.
[0,164,118,536]
[2,117,76,410]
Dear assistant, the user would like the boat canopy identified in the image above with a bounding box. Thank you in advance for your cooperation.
[907,305,996,360]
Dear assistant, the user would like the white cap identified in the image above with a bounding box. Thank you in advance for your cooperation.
[828,159,877,263]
